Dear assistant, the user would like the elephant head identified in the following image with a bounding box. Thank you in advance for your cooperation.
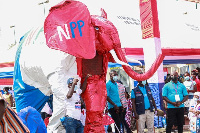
[44,0,165,81]
[44,0,96,59]
[90,14,165,81]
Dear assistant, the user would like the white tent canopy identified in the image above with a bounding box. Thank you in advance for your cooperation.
[0,0,200,64]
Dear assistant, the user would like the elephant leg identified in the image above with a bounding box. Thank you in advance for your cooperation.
[82,75,107,133]
[47,73,68,133]
[46,54,78,133]
[47,94,66,133]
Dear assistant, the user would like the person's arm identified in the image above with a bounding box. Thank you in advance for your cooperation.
[176,95,188,107]
[162,84,177,106]
[10,94,14,107]
[181,95,189,103]
[107,96,119,113]
[189,108,195,113]
[80,74,92,93]
[131,98,139,119]
[152,97,157,111]
[188,83,197,93]
[67,79,79,99]
[192,84,197,93]
[130,89,139,119]
[163,100,167,110]
[162,97,177,106]
[0,100,5,121]
[106,82,119,113]
[176,86,189,107]
[107,96,117,107]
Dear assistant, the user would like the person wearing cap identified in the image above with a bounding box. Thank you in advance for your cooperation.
[189,92,200,117]
[61,74,91,133]
[183,72,197,115]
[131,79,157,133]
[162,71,188,133]
[188,92,200,132]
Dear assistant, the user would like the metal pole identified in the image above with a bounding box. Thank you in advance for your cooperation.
[10,25,16,45]
[13,27,16,45]
[38,0,49,17]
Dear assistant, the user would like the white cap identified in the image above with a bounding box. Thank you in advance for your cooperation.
[194,92,200,96]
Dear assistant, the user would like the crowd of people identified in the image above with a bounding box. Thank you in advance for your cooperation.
[1,67,200,133]
[106,68,200,133]
[105,70,157,133]
[163,68,200,133]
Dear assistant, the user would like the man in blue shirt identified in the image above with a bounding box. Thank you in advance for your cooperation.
[162,71,188,133]
[106,71,123,133]
[131,80,157,133]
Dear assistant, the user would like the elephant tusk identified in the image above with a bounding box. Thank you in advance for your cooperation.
[125,56,143,66]
[109,49,132,68]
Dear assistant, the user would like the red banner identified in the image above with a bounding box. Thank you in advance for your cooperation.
[0,62,14,68]
[139,0,160,39]
[124,48,200,56]
[0,78,13,85]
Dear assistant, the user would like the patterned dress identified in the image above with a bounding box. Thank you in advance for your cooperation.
[0,93,30,133]
[125,98,136,131]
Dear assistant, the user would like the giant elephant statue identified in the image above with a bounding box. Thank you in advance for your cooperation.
[13,0,165,133]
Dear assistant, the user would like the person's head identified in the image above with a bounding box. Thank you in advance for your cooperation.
[137,80,147,87]
[165,74,171,84]
[137,72,147,86]
[67,78,79,91]
[109,70,118,82]
[3,87,9,94]
[171,71,179,83]
[196,67,200,74]
[191,71,197,80]
[194,92,200,102]
[67,78,74,88]
[184,72,190,81]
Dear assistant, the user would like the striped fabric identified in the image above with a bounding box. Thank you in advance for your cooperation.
[0,62,14,85]
[0,93,30,133]
[139,0,160,39]
[117,83,128,108]
[0,62,14,68]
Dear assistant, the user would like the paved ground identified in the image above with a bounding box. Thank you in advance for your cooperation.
[132,127,190,133]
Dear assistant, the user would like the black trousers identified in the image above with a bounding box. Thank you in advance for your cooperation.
[166,108,184,133]
[122,108,132,133]
[40,112,48,120]
[108,106,123,133]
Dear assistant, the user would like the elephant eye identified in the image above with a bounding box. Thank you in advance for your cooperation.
[94,27,99,31]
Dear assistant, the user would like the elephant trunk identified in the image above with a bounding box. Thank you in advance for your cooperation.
[125,55,143,66]
[113,47,165,81]
[109,49,132,68]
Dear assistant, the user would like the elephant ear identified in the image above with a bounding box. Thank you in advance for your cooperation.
[44,0,96,59]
